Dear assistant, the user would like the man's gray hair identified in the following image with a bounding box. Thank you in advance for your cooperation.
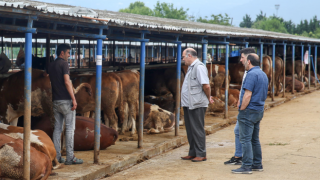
[186,48,197,57]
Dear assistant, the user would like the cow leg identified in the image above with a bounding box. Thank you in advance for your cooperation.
[120,103,129,135]
[9,117,19,126]
[89,111,95,119]
[83,111,90,118]
[130,116,137,136]
[103,113,110,127]
[179,107,184,126]
[104,108,118,131]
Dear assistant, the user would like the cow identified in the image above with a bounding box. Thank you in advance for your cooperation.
[0,52,11,74]
[143,103,175,134]
[205,63,226,99]
[145,93,175,113]
[145,67,185,124]
[211,88,237,107]
[274,56,284,96]
[0,69,92,126]
[72,72,124,131]
[285,76,305,92]
[286,60,306,83]
[16,48,54,70]
[114,70,140,135]
[207,97,225,113]
[0,123,61,170]
[0,134,52,180]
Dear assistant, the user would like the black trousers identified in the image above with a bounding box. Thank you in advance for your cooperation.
[183,107,207,157]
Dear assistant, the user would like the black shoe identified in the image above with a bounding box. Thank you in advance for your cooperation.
[224,156,242,165]
[58,157,65,163]
[65,157,83,165]
[252,165,263,171]
[232,167,252,174]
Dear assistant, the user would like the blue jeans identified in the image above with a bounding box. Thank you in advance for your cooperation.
[238,109,264,168]
[234,120,242,157]
[53,100,76,162]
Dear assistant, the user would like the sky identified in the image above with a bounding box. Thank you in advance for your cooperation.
[40,0,320,27]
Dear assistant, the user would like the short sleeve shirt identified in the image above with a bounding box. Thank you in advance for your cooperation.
[48,58,71,101]
[181,59,210,107]
[239,66,268,111]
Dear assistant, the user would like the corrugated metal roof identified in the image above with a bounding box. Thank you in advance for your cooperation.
[1,0,320,43]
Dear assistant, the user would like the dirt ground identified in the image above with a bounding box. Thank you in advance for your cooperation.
[104,91,320,180]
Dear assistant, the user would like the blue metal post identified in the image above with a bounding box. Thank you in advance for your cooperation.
[126,46,128,61]
[308,45,311,89]
[152,45,154,58]
[245,42,248,48]
[105,43,108,60]
[225,44,229,118]
[5,43,7,56]
[301,45,304,82]
[50,47,52,56]
[272,44,275,101]
[55,44,57,58]
[202,42,208,65]
[173,45,175,57]
[260,43,263,69]
[94,29,103,164]
[43,45,46,57]
[283,44,287,97]
[94,45,97,60]
[138,36,146,148]
[292,45,295,94]
[90,48,93,61]
[315,45,318,88]
[23,17,33,179]
[115,45,118,58]
[175,42,182,136]
[212,45,214,61]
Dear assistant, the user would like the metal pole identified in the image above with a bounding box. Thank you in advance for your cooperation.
[260,43,263,69]
[11,38,13,70]
[94,37,102,164]
[138,39,146,148]
[292,45,295,94]
[202,42,207,65]
[55,44,57,59]
[315,46,318,88]
[24,32,32,180]
[175,42,181,136]
[283,44,286,97]
[245,42,248,48]
[225,44,229,119]
[1,31,3,53]
[301,45,304,82]
[94,45,97,61]
[105,43,108,60]
[78,39,80,69]
[272,44,275,101]
[89,40,91,68]
[46,34,50,73]
[82,44,85,59]
[40,44,43,57]
[308,45,311,89]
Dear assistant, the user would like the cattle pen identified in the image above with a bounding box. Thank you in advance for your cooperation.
[1,0,320,179]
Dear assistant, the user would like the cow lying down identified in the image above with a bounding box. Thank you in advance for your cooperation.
[0,123,61,171]
[18,115,118,151]
[0,134,52,180]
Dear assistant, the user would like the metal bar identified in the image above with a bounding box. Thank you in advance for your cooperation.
[0,13,37,20]
[47,20,108,29]
[260,43,263,69]
[202,42,208,65]
[315,46,318,88]
[23,32,32,180]
[175,42,181,136]
[245,42,249,48]
[78,39,80,69]
[105,43,108,59]
[11,38,12,70]
[272,44,275,101]
[292,45,295,94]
[225,44,229,119]
[0,24,36,33]
[283,44,286,97]
[1,31,3,53]
[89,40,91,68]
[35,34,37,57]
[308,45,311,89]
[46,34,50,73]
[109,35,149,42]
[37,28,106,39]
[301,45,304,82]
[94,45,97,61]
[94,37,102,164]
[138,40,146,148]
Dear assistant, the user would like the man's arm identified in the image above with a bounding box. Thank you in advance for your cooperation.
[240,89,252,110]
[64,74,77,111]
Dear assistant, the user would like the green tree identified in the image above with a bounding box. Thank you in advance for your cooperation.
[255,10,267,22]
[196,13,231,26]
[153,1,189,20]
[119,1,153,16]
[252,17,288,33]
[239,14,253,28]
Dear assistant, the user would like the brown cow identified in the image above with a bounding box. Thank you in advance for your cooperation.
[204,63,226,99]
[286,60,306,82]
[0,123,61,170]
[285,76,305,92]
[143,103,175,134]
[114,70,140,135]
[207,97,225,113]
[0,69,91,126]
[274,56,284,96]
[0,134,52,180]
[72,72,124,131]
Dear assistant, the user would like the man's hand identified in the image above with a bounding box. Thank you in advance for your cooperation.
[209,96,214,104]
[71,100,77,111]
[237,100,240,109]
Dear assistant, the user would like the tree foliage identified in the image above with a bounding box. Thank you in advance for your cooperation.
[196,13,231,26]
[119,1,153,16]
[239,14,253,28]
[252,17,288,33]
[153,1,189,20]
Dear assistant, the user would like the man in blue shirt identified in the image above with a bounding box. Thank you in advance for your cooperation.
[232,53,268,174]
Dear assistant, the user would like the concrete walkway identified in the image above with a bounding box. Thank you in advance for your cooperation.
[105,90,320,180]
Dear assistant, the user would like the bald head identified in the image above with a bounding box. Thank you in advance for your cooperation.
[247,53,260,66]
[184,48,197,58]
[182,48,198,66]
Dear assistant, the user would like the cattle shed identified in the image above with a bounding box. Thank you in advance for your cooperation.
[1,0,320,178]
